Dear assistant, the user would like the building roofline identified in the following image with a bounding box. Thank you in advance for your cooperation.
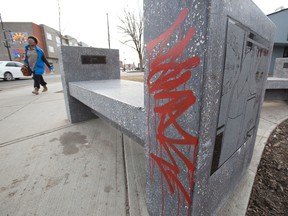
[267,8,288,16]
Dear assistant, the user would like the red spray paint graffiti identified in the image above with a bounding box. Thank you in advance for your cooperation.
[147,8,200,215]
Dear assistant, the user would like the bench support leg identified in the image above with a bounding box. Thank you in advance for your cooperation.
[64,95,96,123]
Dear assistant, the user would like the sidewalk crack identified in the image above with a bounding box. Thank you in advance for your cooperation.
[122,134,130,216]
[0,124,72,148]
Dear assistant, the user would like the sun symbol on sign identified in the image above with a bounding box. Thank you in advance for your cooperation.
[12,32,27,44]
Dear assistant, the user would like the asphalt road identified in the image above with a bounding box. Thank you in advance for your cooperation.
[0,74,62,91]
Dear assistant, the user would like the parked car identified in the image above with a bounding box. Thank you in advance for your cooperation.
[0,61,31,81]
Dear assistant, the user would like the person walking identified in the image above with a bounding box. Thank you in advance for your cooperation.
[24,35,53,95]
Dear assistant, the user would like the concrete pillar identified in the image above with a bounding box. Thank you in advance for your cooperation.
[144,0,275,215]
[274,58,288,78]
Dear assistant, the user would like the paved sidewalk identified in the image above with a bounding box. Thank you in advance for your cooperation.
[0,81,147,216]
[0,80,287,216]
[218,100,288,215]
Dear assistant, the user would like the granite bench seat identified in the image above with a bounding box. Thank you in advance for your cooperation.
[69,79,146,145]
[265,77,288,100]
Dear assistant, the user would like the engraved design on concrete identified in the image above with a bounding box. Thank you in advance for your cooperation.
[211,19,271,172]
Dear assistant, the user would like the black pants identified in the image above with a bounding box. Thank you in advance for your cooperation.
[33,73,47,89]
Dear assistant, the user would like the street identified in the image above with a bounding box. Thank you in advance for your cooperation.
[0,74,62,91]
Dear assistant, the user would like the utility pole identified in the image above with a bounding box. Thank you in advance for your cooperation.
[0,13,12,61]
[106,13,111,49]
[58,0,63,45]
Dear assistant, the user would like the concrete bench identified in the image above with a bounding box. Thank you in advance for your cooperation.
[69,79,145,144]
[265,77,288,100]
[61,0,275,214]
[59,46,146,145]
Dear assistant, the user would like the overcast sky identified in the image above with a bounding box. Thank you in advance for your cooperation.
[1,0,287,63]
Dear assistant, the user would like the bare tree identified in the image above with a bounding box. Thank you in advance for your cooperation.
[118,8,144,71]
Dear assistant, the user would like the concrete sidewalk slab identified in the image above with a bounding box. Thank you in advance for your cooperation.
[0,83,68,145]
[0,119,126,216]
